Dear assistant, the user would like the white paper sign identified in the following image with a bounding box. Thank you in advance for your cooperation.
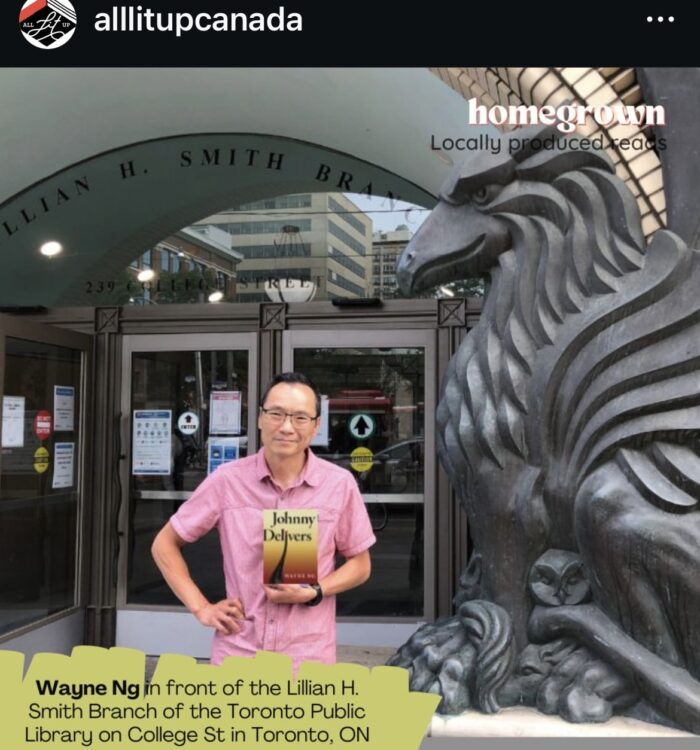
[209,391,241,435]
[2,396,25,448]
[53,386,75,431]
[132,410,172,475]
[52,442,75,489]
[207,437,240,475]
[311,395,330,447]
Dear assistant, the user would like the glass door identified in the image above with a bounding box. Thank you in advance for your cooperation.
[283,329,436,644]
[116,333,257,656]
[0,313,92,659]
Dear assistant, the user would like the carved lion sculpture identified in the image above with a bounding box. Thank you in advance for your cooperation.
[392,126,700,733]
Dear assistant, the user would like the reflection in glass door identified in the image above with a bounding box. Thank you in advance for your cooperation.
[117,333,256,654]
[0,317,91,653]
[285,330,435,621]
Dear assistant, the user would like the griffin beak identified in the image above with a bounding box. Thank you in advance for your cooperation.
[397,201,505,295]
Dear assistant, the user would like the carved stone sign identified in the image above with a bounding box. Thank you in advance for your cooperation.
[0,134,432,306]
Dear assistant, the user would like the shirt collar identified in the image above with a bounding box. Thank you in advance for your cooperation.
[255,447,322,488]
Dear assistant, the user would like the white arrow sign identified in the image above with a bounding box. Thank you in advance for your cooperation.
[348,413,376,440]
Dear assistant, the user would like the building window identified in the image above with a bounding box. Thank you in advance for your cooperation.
[328,221,366,256]
[236,194,312,210]
[326,269,365,297]
[227,219,312,235]
[328,246,366,279]
[233,243,311,259]
[328,196,367,236]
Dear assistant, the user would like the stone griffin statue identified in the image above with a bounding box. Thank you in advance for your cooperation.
[392,126,700,733]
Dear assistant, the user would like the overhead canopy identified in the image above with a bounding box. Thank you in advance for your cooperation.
[0,68,469,305]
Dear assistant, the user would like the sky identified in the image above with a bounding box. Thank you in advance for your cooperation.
[346,193,429,236]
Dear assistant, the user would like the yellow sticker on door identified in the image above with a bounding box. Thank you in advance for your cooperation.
[350,446,373,473]
[33,446,50,474]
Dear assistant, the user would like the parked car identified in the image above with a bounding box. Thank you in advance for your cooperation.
[357,437,424,494]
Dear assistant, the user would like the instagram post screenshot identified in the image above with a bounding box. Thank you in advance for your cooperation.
[0,4,696,749]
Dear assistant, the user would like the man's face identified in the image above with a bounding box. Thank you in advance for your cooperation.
[258,382,320,460]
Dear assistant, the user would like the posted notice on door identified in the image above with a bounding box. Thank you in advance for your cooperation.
[132,410,172,475]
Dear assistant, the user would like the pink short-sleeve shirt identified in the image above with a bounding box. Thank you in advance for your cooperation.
[170,448,376,669]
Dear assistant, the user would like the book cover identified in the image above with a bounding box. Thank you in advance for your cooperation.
[263,509,318,585]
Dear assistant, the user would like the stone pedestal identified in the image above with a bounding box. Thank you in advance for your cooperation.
[428,708,693,738]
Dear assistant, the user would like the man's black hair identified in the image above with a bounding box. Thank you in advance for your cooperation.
[260,372,321,418]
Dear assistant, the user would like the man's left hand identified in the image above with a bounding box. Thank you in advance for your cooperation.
[263,584,318,605]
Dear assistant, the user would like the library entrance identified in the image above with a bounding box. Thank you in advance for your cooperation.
[118,324,434,655]
[0,297,471,659]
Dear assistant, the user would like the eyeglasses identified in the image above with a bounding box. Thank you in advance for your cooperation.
[260,407,318,427]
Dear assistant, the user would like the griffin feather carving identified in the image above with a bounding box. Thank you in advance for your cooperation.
[391,126,700,732]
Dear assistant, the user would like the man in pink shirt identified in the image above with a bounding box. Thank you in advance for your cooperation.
[152,372,376,669]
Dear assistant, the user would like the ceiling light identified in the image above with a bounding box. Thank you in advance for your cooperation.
[264,279,317,303]
[439,285,455,297]
[137,269,155,282]
[208,290,224,303]
[40,241,63,257]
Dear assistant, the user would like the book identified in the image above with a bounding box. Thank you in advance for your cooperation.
[263,509,318,584]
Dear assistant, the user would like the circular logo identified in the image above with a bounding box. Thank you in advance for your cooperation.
[34,410,53,440]
[19,0,77,50]
[177,411,200,435]
[350,446,374,473]
[34,446,50,473]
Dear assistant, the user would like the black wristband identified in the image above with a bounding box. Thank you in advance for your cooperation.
[304,583,323,607]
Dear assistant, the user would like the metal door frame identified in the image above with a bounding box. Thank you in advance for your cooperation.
[115,331,258,655]
[0,312,94,658]
[283,327,437,645]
